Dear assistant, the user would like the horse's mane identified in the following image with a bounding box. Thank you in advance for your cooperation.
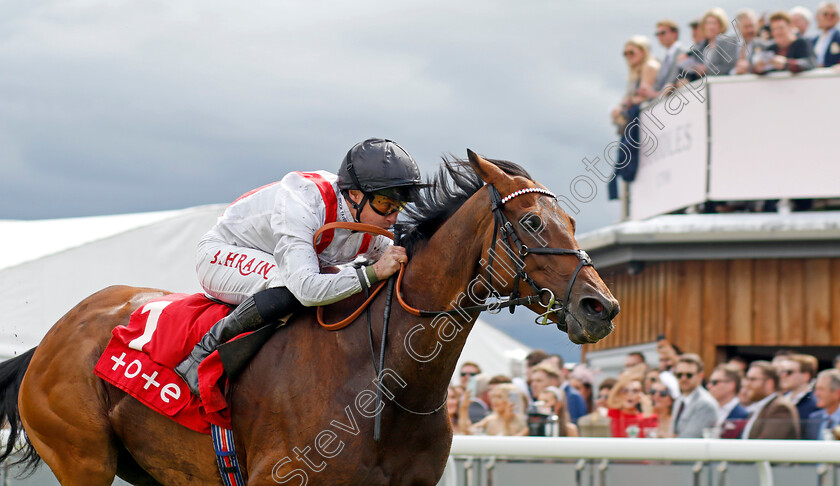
[400,157,532,256]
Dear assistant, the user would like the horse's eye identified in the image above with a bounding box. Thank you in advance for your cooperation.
[521,214,543,232]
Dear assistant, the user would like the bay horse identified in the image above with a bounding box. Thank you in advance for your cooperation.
[0,151,618,485]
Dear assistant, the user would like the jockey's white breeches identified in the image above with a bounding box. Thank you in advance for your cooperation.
[196,234,283,305]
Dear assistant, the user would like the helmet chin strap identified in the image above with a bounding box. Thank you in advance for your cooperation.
[342,190,370,223]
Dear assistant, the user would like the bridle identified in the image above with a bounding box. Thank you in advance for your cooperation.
[483,183,594,330]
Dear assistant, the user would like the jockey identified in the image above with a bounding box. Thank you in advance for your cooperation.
[175,138,425,395]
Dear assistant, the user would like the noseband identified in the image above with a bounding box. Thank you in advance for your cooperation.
[485,184,593,330]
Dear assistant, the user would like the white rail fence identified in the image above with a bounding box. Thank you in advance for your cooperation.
[2,433,838,485]
[440,436,840,486]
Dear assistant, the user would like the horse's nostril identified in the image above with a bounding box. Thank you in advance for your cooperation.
[581,297,606,318]
[580,297,619,321]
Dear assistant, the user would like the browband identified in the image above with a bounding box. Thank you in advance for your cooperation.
[499,187,556,205]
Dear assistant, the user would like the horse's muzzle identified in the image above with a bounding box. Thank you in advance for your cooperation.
[564,294,619,344]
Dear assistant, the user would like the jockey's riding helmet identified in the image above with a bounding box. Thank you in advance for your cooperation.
[338,138,425,202]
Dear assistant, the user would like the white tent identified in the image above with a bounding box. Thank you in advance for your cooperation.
[0,207,530,373]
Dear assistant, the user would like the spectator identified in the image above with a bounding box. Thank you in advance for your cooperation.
[790,5,814,36]
[537,386,580,437]
[489,374,513,387]
[732,9,765,74]
[525,349,549,383]
[542,354,575,387]
[459,383,529,436]
[540,353,565,372]
[698,7,740,76]
[461,373,492,423]
[526,349,549,368]
[535,359,589,424]
[569,364,596,413]
[606,364,658,437]
[624,352,647,370]
[657,338,680,373]
[753,12,818,74]
[741,361,800,439]
[707,364,750,439]
[529,363,560,399]
[609,35,659,154]
[728,355,749,374]
[806,369,840,440]
[772,349,794,369]
[671,354,719,438]
[448,385,466,434]
[676,18,708,81]
[458,361,482,389]
[649,381,678,438]
[644,367,662,394]
[758,12,773,41]
[812,1,840,67]
[644,20,686,96]
[738,377,754,408]
[690,18,706,45]
[779,354,819,434]
[608,35,660,201]
[578,378,616,437]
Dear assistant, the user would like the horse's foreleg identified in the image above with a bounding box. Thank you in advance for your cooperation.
[110,395,219,485]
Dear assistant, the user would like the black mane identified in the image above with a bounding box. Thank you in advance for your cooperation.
[399,156,532,256]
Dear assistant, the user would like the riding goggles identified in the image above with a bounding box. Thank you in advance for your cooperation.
[368,193,407,216]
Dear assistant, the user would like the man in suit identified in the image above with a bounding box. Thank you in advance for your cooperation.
[741,361,800,440]
[707,363,750,438]
[637,20,686,100]
[779,353,819,434]
[653,20,686,91]
[806,369,840,440]
[671,354,719,438]
[813,1,840,67]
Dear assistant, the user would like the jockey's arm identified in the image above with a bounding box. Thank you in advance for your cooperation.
[271,182,395,307]
[276,240,405,307]
[275,237,369,307]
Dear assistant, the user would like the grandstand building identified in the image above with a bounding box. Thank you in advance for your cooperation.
[581,70,840,374]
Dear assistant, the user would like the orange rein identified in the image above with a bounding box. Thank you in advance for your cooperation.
[313,222,423,330]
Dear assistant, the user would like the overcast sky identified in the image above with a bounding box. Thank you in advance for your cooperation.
[0,0,803,358]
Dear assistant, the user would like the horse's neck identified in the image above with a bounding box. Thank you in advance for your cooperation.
[387,194,495,404]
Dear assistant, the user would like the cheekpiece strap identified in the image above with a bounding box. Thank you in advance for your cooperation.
[499,187,556,205]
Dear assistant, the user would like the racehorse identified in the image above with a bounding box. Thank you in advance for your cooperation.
[0,151,618,485]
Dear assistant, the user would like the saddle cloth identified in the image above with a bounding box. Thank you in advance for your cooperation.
[94,293,237,433]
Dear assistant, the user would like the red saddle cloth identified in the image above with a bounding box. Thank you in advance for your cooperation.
[93,293,236,434]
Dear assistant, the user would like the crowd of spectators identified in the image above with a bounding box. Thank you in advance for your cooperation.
[449,338,840,441]
[608,2,840,203]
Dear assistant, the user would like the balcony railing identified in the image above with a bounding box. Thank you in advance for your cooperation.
[627,69,840,220]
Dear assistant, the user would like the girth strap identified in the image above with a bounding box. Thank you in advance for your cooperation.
[211,424,246,486]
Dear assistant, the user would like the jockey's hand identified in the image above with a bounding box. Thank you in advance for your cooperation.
[372,245,408,280]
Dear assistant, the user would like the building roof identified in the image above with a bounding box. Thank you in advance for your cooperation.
[577,211,840,270]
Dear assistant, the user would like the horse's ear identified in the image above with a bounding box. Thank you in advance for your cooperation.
[467,149,508,186]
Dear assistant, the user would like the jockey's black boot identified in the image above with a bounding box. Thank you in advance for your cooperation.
[174,296,263,396]
[174,287,301,396]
